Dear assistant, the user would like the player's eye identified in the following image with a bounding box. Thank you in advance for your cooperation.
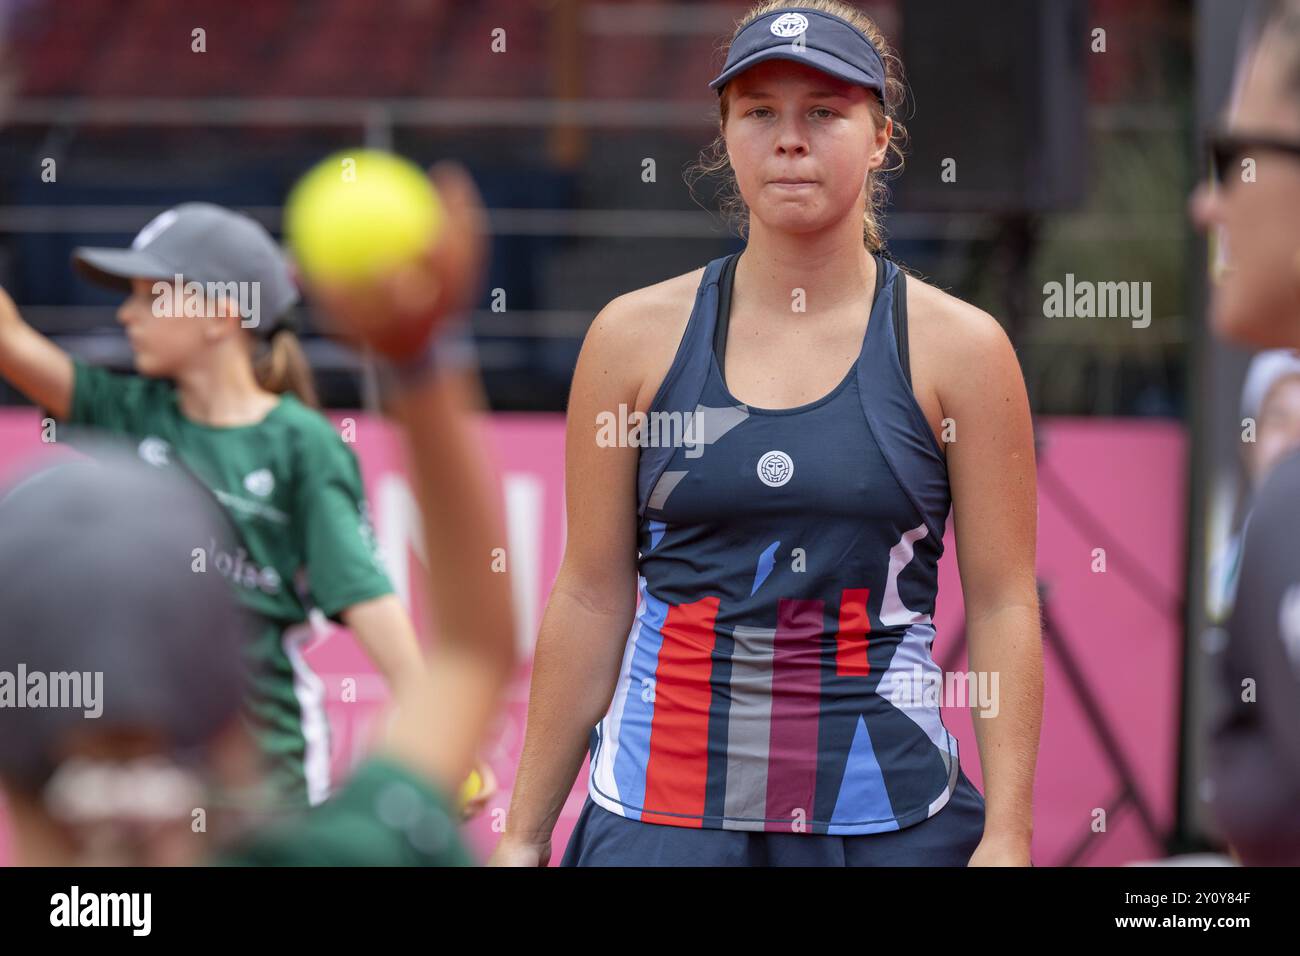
[1209,137,1242,186]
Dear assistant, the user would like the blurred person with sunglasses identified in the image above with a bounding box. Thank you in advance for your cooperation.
[1191,0,1300,866]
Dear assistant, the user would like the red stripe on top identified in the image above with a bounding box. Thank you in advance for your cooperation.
[642,595,720,827]
[765,597,824,831]
[836,587,872,677]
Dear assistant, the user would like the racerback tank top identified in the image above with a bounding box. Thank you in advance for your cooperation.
[586,251,958,835]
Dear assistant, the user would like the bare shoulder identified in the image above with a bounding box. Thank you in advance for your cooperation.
[900,271,1022,404]
[579,266,706,412]
[903,272,1011,355]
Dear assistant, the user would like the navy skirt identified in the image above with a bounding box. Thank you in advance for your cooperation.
[561,768,987,866]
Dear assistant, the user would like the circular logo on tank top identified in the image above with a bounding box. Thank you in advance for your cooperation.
[770,12,809,37]
[757,450,794,487]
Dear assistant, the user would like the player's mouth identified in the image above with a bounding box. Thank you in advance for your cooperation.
[768,178,818,190]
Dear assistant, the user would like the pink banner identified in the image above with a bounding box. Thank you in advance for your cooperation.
[0,410,1185,866]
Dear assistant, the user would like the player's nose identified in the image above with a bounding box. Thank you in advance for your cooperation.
[1188,182,1220,233]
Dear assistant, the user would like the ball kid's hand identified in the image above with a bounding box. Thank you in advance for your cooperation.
[307,161,488,362]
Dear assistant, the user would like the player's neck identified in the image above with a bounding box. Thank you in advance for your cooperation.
[175,354,281,428]
[740,213,876,317]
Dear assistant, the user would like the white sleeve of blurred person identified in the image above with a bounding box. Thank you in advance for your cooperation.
[1207,351,1300,623]
[309,162,516,803]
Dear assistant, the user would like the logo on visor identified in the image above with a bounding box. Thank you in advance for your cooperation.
[131,209,179,251]
[770,12,809,37]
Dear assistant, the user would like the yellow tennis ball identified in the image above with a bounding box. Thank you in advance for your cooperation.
[284,149,443,285]
[459,769,483,806]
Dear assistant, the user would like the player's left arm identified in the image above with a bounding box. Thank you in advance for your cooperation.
[925,290,1042,866]
[340,594,424,693]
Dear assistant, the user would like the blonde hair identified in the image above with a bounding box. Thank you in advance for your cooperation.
[686,0,909,252]
[253,320,319,409]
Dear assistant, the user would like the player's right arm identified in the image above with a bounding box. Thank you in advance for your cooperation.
[0,285,74,420]
[489,289,664,867]
[297,162,519,827]
[377,365,518,793]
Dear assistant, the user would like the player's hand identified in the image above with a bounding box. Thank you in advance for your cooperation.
[459,759,497,822]
[966,832,1032,866]
[0,285,19,328]
[306,161,488,361]
[488,835,552,867]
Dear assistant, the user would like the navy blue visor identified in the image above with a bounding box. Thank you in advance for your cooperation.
[709,8,886,97]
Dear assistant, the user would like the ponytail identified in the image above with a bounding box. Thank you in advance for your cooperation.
[254,321,319,409]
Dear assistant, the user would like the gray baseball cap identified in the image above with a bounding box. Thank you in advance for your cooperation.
[72,202,301,338]
[0,444,249,793]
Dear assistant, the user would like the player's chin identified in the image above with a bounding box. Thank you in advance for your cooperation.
[757,205,835,236]
[130,349,164,378]
[1210,286,1291,349]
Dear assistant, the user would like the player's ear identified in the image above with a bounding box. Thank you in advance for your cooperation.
[203,296,244,343]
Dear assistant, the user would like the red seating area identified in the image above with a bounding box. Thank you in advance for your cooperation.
[8,0,721,102]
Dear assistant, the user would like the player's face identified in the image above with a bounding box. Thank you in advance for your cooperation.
[1191,32,1300,349]
[117,277,211,377]
[723,59,888,239]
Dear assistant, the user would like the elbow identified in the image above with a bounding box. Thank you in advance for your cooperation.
[962,577,1042,629]
[548,561,639,620]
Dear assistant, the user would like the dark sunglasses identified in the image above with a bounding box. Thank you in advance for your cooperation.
[1207,128,1300,186]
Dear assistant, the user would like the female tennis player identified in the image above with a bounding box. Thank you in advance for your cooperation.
[494,0,1041,867]
[1191,0,1300,865]
[0,162,514,866]
[0,197,491,816]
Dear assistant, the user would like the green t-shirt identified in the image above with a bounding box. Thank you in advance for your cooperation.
[216,757,474,866]
[59,359,395,807]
